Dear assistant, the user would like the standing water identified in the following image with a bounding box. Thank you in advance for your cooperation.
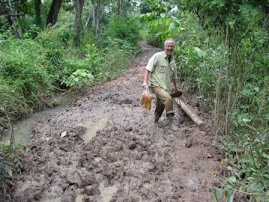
[1,105,67,145]
[1,94,73,145]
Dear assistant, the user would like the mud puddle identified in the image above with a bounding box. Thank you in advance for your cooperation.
[2,105,66,145]
[9,42,224,202]
[79,119,108,143]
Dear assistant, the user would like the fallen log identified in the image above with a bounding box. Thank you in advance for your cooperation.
[174,97,204,127]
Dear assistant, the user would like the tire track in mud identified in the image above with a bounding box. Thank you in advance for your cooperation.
[11,43,223,202]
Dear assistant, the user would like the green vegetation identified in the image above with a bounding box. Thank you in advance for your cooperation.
[0,1,141,196]
[0,0,268,201]
[0,128,23,198]
[140,0,268,201]
[0,18,140,124]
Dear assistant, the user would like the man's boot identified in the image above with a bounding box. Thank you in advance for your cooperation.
[167,114,178,132]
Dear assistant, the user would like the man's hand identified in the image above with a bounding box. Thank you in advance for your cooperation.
[142,82,148,89]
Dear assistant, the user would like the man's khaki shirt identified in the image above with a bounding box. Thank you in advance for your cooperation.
[146,51,177,93]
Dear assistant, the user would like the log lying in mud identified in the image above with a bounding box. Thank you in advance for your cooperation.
[174,98,204,127]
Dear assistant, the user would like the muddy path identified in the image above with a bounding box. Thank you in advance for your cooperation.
[10,43,223,202]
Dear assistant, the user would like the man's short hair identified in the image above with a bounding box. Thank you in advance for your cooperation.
[164,38,174,46]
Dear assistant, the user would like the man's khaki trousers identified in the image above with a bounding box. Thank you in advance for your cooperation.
[150,86,174,117]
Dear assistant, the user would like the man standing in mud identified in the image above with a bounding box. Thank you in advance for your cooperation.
[142,38,180,132]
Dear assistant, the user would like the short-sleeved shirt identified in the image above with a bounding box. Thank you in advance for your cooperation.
[146,51,177,93]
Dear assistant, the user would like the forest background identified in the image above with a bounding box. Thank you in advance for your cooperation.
[0,0,268,201]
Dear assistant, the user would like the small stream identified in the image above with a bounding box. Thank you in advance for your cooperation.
[1,94,73,145]
[1,105,67,145]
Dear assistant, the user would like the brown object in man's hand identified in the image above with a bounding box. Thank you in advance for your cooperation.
[140,91,152,110]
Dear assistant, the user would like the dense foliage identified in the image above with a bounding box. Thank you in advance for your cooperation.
[0,22,140,123]
[0,0,268,201]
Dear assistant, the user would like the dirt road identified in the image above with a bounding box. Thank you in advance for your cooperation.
[11,43,223,202]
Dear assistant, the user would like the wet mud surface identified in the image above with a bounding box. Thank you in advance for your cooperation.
[10,44,223,202]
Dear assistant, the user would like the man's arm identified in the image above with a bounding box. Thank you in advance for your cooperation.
[142,69,150,89]
[143,54,156,89]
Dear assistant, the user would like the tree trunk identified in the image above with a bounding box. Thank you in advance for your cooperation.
[94,0,100,37]
[46,0,62,26]
[122,0,128,18]
[92,3,95,29]
[117,0,122,18]
[174,98,204,127]
[7,0,20,38]
[34,0,42,28]
[0,3,12,27]
[83,4,93,40]
[74,0,84,46]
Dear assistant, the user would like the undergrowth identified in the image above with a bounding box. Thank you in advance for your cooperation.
[0,137,24,200]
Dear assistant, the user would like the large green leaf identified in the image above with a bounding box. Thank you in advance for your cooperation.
[194,47,206,57]
[213,187,222,202]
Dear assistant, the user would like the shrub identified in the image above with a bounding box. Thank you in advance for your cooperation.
[0,38,50,120]
[104,16,141,45]
[0,79,30,121]
[100,45,132,81]
[0,141,23,199]
[62,69,94,88]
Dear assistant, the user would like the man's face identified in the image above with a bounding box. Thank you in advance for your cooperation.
[164,41,175,56]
